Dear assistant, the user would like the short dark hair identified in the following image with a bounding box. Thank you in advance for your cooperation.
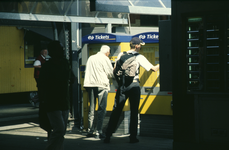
[130,43,137,49]
[129,37,145,49]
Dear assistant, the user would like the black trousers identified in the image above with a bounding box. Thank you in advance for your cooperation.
[105,82,140,138]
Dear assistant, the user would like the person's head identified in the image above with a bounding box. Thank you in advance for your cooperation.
[100,45,110,57]
[41,49,48,57]
[130,37,145,52]
[47,41,64,58]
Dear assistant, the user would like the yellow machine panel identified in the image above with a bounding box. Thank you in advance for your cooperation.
[139,44,160,87]
[0,26,37,94]
[139,95,172,115]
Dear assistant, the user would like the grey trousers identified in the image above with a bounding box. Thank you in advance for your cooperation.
[86,87,108,134]
[45,110,69,150]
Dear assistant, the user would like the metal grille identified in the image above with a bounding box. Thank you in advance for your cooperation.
[186,15,228,92]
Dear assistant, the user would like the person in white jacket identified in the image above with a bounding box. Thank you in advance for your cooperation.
[84,45,113,138]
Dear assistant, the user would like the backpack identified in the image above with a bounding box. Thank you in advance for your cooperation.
[113,51,139,85]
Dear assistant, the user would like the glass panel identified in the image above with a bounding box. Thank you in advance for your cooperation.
[0,2,20,13]
[97,0,131,6]
[160,0,171,8]
[0,1,128,19]
[131,0,162,7]
[31,2,63,15]
[24,44,35,66]
[96,0,171,8]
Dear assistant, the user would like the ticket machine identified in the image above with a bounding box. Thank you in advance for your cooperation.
[81,32,172,134]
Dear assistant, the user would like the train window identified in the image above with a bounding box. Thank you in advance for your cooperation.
[24,30,51,68]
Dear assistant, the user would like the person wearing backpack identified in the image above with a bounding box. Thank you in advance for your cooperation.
[84,45,114,139]
[104,37,159,143]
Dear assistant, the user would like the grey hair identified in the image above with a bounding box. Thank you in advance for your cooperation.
[100,45,110,54]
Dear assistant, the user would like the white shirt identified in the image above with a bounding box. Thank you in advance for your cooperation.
[116,50,153,79]
[83,52,113,90]
[33,55,46,66]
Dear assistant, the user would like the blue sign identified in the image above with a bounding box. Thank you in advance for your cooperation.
[82,33,132,43]
[133,32,159,43]
[82,32,159,44]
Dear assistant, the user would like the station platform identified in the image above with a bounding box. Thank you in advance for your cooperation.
[0,124,173,150]
[0,103,173,150]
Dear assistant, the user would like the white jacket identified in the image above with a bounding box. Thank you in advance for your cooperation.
[83,52,113,90]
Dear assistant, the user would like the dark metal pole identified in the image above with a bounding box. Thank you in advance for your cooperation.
[71,22,82,129]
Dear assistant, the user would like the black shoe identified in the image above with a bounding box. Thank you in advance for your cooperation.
[99,133,106,139]
[86,133,94,137]
[104,137,110,143]
[95,133,106,139]
[129,137,139,143]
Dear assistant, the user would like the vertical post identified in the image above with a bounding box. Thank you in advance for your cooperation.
[71,22,83,129]
[105,23,112,33]
[69,0,85,130]
[52,22,58,40]
[128,13,131,34]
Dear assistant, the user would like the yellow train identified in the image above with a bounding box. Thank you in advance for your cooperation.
[0,25,53,105]
[0,26,37,94]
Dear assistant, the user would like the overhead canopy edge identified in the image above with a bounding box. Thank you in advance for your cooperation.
[0,12,128,24]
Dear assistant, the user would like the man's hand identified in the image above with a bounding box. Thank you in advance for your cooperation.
[151,64,160,72]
